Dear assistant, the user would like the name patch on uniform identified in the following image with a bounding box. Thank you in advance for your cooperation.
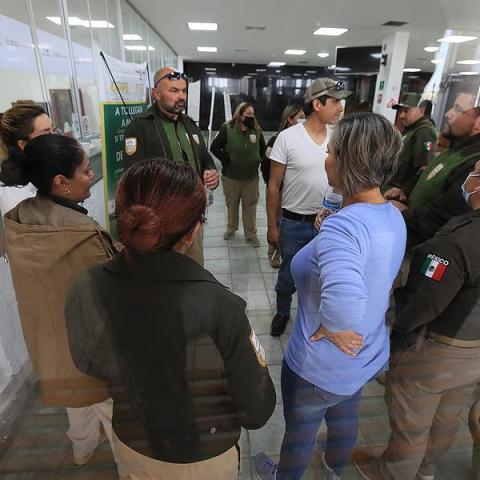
[426,163,444,181]
[421,253,449,281]
[249,329,267,367]
[423,141,434,152]
[249,134,257,144]
[192,134,200,145]
[125,137,137,156]
[265,146,272,158]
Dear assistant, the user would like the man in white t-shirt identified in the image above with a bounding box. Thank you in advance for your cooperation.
[267,78,353,336]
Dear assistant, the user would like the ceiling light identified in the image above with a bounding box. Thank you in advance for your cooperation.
[371,53,382,59]
[46,16,114,28]
[437,35,478,44]
[403,68,421,72]
[90,20,115,28]
[328,64,336,70]
[457,60,480,65]
[256,68,266,72]
[306,70,318,73]
[285,49,306,55]
[123,34,142,41]
[313,27,348,36]
[124,45,155,51]
[431,59,442,64]
[197,46,217,52]
[188,22,218,31]
[335,66,351,72]
[317,52,330,58]
[268,61,286,67]
[424,46,439,53]
[293,73,302,76]
[275,70,281,73]
[204,67,216,71]
[46,16,62,25]
[247,73,258,75]
[459,71,480,76]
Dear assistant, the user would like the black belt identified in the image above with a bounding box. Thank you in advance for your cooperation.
[282,208,316,223]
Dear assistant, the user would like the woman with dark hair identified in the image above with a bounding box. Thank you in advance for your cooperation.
[261,104,305,267]
[2,134,126,476]
[0,103,54,215]
[211,102,266,246]
[65,158,276,479]
[255,113,407,480]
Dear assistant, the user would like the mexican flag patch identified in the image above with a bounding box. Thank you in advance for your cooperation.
[421,253,449,281]
[424,141,434,151]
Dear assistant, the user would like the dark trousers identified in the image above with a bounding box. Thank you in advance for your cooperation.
[277,361,363,479]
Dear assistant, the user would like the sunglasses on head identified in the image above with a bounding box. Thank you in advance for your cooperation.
[311,81,345,98]
[154,71,188,88]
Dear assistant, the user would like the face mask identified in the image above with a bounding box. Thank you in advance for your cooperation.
[461,173,480,205]
[243,116,255,128]
[296,118,306,124]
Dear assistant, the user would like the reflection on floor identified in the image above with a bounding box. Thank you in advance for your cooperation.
[0,183,475,479]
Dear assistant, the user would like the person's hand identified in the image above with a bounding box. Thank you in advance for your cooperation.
[383,187,407,202]
[309,325,364,357]
[203,169,219,189]
[314,208,334,230]
[267,225,281,251]
[390,200,408,212]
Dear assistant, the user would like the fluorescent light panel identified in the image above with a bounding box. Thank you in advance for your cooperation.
[424,46,439,52]
[197,46,217,52]
[285,49,306,55]
[46,16,114,28]
[188,22,217,31]
[313,27,348,36]
[437,35,477,43]
[124,45,155,51]
[403,68,421,72]
[268,61,286,67]
[460,71,480,75]
[317,52,330,58]
[457,60,480,65]
[123,34,142,40]
[431,59,442,64]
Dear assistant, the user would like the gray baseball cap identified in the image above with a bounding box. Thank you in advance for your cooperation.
[304,78,353,102]
[392,92,422,110]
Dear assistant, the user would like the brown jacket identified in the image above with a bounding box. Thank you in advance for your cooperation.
[4,195,119,407]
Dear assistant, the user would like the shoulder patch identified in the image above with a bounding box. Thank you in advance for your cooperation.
[265,146,273,158]
[192,134,200,145]
[426,163,444,181]
[420,253,449,281]
[249,134,257,144]
[249,329,267,367]
[423,141,434,152]
[125,137,137,156]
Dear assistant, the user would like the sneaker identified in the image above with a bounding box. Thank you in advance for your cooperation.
[269,250,281,269]
[270,314,290,337]
[73,429,107,466]
[246,236,261,247]
[223,230,235,240]
[254,452,278,479]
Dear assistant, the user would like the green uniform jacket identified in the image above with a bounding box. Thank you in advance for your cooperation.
[65,250,276,463]
[383,116,437,195]
[123,104,216,174]
[210,123,265,181]
[393,209,480,347]
[404,133,480,250]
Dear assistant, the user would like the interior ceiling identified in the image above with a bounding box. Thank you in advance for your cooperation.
[129,0,480,72]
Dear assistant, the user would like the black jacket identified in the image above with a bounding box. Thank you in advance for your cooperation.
[394,209,480,345]
[123,104,216,174]
[65,250,276,463]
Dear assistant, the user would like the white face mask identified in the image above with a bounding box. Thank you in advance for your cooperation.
[296,118,306,124]
[461,173,480,206]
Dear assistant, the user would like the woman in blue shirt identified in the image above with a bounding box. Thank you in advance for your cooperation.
[256,112,407,480]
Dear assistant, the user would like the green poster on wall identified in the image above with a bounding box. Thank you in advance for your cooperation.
[101,101,147,236]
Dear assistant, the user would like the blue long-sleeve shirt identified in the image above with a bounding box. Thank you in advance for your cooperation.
[284,202,406,395]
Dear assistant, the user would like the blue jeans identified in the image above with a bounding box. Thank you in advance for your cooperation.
[275,217,317,316]
[277,361,363,479]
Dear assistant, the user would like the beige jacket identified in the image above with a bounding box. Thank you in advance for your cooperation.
[4,195,119,407]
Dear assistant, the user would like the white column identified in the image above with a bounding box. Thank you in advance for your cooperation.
[372,31,410,123]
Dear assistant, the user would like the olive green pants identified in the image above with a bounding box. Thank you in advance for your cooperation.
[222,176,259,239]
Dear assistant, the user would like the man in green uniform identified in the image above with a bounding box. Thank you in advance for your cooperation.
[390,98,480,251]
[123,67,219,265]
[354,160,480,480]
[383,93,437,199]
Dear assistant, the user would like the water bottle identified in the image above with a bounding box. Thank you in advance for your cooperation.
[206,187,214,206]
[322,192,343,212]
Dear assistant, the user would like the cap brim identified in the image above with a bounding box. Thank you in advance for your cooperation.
[392,103,415,110]
[326,89,353,100]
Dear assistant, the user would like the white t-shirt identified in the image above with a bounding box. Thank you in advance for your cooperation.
[269,123,332,215]
[0,183,37,217]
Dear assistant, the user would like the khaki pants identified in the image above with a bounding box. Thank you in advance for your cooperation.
[66,398,127,476]
[380,339,480,480]
[222,176,259,238]
[186,224,204,266]
[112,431,239,480]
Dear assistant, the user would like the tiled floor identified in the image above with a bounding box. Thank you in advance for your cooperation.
[0,182,476,479]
